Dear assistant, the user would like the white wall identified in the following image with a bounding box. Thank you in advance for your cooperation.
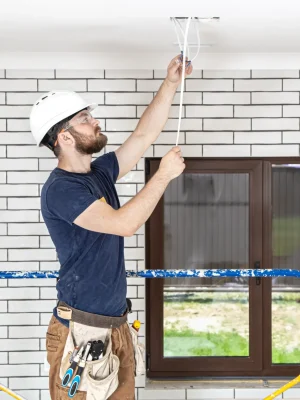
[1,69,300,399]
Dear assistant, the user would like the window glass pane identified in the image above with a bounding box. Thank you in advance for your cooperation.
[163,173,250,357]
[272,164,300,364]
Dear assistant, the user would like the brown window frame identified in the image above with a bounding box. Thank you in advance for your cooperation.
[145,157,300,378]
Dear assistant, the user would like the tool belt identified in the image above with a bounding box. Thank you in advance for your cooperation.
[56,299,145,400]
[57,299,131,328]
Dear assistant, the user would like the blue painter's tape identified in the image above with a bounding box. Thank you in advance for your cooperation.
[1,269,300,279]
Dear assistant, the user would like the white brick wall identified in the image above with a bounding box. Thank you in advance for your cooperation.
[0,69,299,400]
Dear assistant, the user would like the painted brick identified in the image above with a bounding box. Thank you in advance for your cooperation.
[235,105,281,117]
[0,211,39,222]
[154,132,185,144]
[9,278,56,287]
[41,390,51,400]
[125,248,144,260]
[40,261,60,271]
[6,70,54,78]
[8,198,40,210]
[203,145,251,157]
[186,79,233,92]
[106,119,139,131]
[93,105,136,118]
[39,79,86,91]
[7,171,50,183]
[0,391,40,400]
[0,198,6,209]
[235,79,282,91]
[172,92,202,105]
[0,80,37,91]
[137,80,163,92]
[0,313,39,326]
[8,300,56,313]
[203,92,250,105]
[0,250,7,261]
[40,287,56,299]
[8,249,56,261]
[126,286,137,298]
[40,236,55,248]
[204,119,251,131]
[155,70,204,79]
[8,223,48,236]
[0,288,38,300]
[252,70,299,78]
[79,92,104,105]
[0,224,7,235]
[0,302,7,312]
[252,145,299,156]
[7,146,53,158]
[0,132,35,145]
[0,353,7,364]
[283,79,300,91]
[0,121,5,131]
[203,70,250,78]
[186,132,233,144]
[0,94,4,104]
[235,131,282,144]
[0,185,38,197]
[0,339,39,351]
[154,145,202,157]
[252,118,299,131]
[56,69,104,78]
[0,236,39,248]
[0,147,6,157]
[7,119,30,132]
[106,93,153,106]
[9,326,47,338]
[0,173,5,183]
[283,388,300,398]
[0,262,38,272]
[186,105,233,118]
[0,364,39,377]
[283,131,300,143]
[88,80,135,92]
[9,377,49,390]
[0,159,38,171]
[0,327,7,338]
[138,105,184,119]
[40,313,52,326]
[252,91,299,104]
[0,106,32,118]
[105,70,152,79]
[39,159,57,171]
[6,93,45,105]
[164,118,202,131]
[283,105,300,117]
[106,132,131,145]
[9,351,46,364]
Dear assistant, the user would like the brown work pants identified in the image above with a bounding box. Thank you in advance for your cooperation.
[46,315,135,399]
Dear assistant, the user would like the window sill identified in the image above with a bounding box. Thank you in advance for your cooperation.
[145,377,293,390]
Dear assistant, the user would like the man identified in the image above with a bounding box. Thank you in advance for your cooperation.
[30,55,193,399]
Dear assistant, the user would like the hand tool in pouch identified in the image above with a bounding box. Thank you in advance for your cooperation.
[61,344,84,388]
[89,340,104,361]
[68,341,92,398]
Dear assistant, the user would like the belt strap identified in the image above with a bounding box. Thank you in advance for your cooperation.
[57,301,128,329]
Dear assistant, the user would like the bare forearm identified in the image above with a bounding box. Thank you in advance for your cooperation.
[118,171,170,235]
[134,79,177,143]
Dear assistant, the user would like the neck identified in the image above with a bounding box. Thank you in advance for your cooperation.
[57,153,93,173]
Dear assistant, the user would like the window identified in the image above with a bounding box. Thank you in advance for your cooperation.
[146,158,300,378]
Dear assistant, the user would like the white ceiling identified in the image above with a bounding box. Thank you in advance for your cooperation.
[2,0,300,68]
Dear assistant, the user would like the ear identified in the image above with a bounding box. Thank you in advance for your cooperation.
[57,130,74,147]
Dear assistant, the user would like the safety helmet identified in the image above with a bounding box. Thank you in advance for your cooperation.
[30,91,97,147]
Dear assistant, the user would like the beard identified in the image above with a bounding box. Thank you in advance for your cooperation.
[69,127,108,155]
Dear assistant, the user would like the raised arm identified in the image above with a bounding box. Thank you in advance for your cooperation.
[115,55,192,180]
[74,147,185,236]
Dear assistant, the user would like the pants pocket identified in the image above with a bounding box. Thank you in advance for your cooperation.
[128,323,145,376]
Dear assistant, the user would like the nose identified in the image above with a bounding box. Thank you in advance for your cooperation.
[91,118,99,127]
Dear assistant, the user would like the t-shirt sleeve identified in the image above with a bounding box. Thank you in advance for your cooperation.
[92,152,119,183]
[45,179,98,225]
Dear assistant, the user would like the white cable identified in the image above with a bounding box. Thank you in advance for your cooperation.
[190,18,201,62]
[175,17,192,147]
[171,18,183,52]
[174,18,190,61]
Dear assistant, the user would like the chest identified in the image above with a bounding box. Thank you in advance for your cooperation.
[85,172,119,210]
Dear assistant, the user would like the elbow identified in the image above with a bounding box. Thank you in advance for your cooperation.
[123,223,139,237]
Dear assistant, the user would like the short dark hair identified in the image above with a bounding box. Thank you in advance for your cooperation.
[41,108,86,158]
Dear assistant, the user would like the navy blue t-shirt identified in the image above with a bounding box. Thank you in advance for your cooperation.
[41,152,127,328]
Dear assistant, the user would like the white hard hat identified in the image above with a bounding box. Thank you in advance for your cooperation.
[30,91,97,147]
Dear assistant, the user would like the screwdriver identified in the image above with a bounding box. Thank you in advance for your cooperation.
[68,342,92,398]
[62,344,84,388]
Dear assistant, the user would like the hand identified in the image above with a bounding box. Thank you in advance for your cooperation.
[158,146,185,181]
[166,54,193,85]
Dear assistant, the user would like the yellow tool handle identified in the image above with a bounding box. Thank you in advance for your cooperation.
[0,384,27,400]
[264,375,300,400]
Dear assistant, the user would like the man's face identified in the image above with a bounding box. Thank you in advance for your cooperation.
[67,110,108,155]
